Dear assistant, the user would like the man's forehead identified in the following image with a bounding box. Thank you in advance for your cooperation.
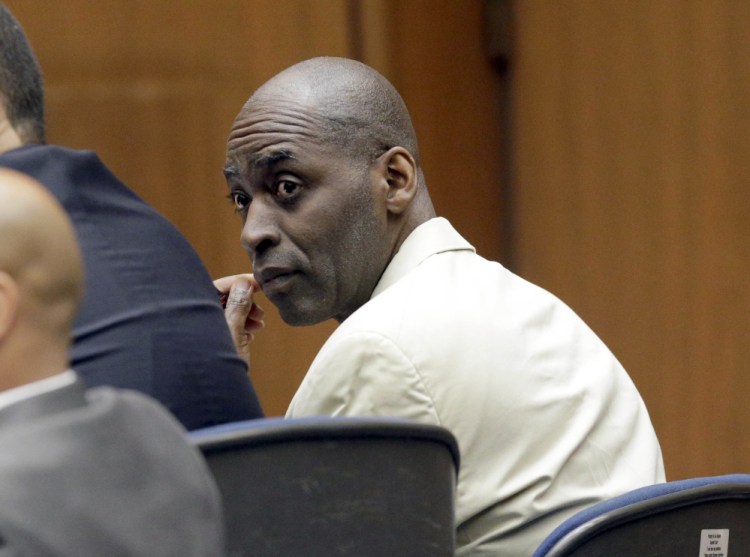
[225,107,345,171]
[238,85,323,126]
[229,96,325,143]
[224,149,297,177]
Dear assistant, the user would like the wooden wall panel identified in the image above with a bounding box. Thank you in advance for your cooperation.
[511,0,750,479]
[358,0,506,261]
[5,0,503,415]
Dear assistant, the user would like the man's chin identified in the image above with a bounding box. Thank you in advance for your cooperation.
[276,301,332,327]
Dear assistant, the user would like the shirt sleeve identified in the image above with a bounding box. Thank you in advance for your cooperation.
[287,330,441,425]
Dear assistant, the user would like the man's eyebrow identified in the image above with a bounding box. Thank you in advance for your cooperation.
[255,150,295,169]
[223,150,296,178]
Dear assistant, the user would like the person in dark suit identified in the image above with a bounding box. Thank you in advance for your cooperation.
[0,167,225,556]
[0,5,263,430]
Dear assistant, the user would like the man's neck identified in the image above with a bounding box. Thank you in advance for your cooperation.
[0,119,23,154]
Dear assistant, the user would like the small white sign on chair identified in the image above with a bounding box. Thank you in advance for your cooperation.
[699,529,729,557]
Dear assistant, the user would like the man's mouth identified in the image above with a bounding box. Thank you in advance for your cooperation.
[257,267,298,295]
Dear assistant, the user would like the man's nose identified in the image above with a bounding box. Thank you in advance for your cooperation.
[240,201,281,257]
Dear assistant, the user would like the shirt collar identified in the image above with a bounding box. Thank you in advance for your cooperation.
[0,370,78,413]
[371,217,475,298]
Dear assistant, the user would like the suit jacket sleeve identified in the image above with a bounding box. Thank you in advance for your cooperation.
[287,331,441,425]
[0,543,19,557]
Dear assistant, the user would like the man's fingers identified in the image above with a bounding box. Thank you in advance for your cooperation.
[226,287,251,307]
[245,303,265,333]
[214,274,264,365]
[222,279,254,364]
[214,273,258,294]
[214,274,261,309]
[248,302,264,320]
[225,279,253,322]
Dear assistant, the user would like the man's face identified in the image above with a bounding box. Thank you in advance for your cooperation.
[224,97,390,326]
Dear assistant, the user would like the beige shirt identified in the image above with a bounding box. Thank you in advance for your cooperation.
[288,217,665,556]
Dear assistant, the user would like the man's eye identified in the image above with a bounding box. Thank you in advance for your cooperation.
[230,192,250,211]
[275,179,301,200]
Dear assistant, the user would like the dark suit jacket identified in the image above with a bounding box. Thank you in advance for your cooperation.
[0,145,263,429]
[0,375,225,556]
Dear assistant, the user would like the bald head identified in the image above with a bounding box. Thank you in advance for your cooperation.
[225,57,437,324]
[245,57,421,168]
[0,168,83,382]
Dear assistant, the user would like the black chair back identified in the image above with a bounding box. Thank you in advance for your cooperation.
[190,416,460,557]
[533,474,750,557]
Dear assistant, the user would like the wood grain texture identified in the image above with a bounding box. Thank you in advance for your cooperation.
[511,0,750,479]
[359,0,506,261]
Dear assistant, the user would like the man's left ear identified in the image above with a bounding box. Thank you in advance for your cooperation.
[378,147,418,215]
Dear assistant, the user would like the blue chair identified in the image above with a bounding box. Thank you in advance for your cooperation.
[189,416,460,557]
[533,474,750,557]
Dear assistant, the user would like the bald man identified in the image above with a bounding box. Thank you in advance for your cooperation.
[0,168,224,556]
[0,4,262,430]
[219,57,665,556]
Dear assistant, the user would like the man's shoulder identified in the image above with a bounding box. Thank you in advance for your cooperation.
[317,252,474,361]
[348,248,505,327]
[328,245,603,365]
[0,384,214,503]
[0,384,181,444]
[0,144,103,179]
[0,144,153,214]
[0,386,224,557]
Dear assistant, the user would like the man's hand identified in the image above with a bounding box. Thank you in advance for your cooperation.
[214,274,265,365]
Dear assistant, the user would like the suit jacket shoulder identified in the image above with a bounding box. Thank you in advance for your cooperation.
[0,378,224,556]
[0,144,263,429]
